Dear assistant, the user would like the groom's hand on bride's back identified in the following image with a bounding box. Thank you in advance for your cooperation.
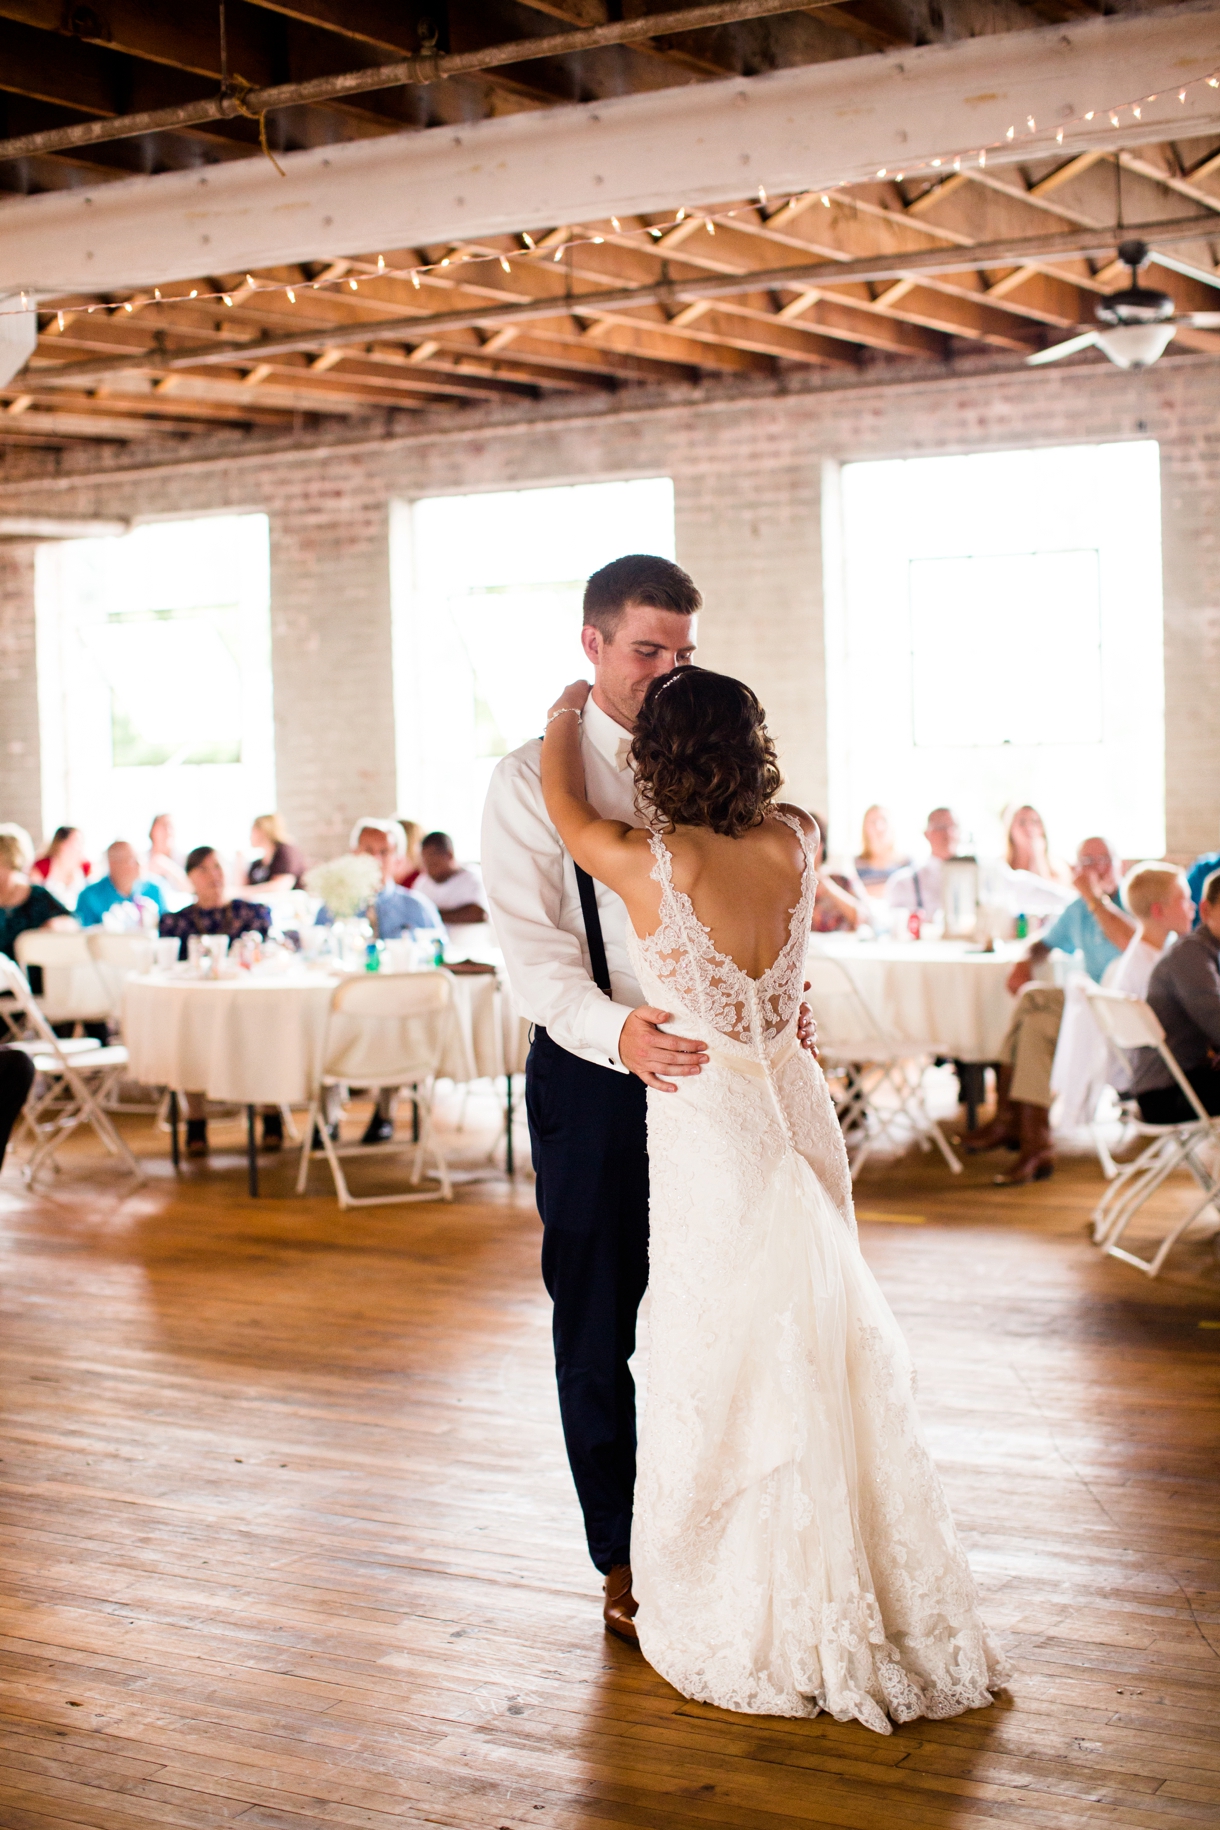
[620,1006,709,1092]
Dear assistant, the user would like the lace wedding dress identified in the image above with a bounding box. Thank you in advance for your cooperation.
[625,814,1010,1732]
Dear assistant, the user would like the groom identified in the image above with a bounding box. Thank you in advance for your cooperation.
[483,554,816,1641]
[482,554,707,1642]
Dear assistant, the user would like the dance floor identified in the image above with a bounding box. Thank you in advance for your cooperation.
[0,1105,1217,1829]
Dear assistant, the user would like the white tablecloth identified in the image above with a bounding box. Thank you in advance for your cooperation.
[807,936,1018,1062]
[121,968,519,1105]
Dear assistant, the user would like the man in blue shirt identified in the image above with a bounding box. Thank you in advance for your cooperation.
[964,836,1135,1184]
[75,840,166,928]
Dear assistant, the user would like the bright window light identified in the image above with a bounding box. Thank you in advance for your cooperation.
[35,514,274,862]
[392,478,676,856]
[829,442,1163,863]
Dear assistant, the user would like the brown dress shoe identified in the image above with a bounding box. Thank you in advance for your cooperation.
[994,1100,1055,1185]
[603,1564,640,1645]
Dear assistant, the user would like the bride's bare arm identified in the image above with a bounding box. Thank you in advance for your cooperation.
[540,681,650,897]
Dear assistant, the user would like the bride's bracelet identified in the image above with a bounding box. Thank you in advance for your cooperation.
[546,706,582,725]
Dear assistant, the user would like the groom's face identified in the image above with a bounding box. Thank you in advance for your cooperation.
[582,602,697,729]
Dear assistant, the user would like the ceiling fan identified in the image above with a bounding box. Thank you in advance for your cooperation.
[1027,238,1220,370]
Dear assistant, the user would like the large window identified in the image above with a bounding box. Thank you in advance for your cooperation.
[827,441,1164,864]
[392,477,676,856]
[36,514,274,860]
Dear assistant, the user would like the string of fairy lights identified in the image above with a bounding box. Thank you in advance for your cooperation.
[8,60,1220,331]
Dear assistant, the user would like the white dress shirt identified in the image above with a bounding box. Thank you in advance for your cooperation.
[481,695,642,1071]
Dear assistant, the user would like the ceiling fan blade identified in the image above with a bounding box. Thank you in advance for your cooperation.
[1026,331,1098,367]
[1177,312,1220,328]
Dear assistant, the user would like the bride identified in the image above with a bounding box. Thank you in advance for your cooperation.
[540,666,1009,1733]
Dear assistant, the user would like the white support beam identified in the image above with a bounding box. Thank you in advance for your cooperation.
[2,2,1219,299]
[0,517,130,537]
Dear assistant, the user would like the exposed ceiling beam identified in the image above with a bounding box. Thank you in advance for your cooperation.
[5,3,1220,299]
[22,212,1215,389]
[0,0,832,164]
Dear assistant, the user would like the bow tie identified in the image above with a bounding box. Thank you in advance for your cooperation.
[615,735,634,773]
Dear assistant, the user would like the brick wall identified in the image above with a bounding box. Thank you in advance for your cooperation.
[1,353,1216,861]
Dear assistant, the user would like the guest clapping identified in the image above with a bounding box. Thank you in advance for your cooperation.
[1004,804,1071,885]
[415,832,488,925]
[76,841,166,928]
[158,846,271,960]
[854,805,910,897]
[246,813,306,893]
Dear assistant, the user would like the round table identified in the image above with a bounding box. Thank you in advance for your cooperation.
[807,935,1022,1126]
[121,965,519,1189]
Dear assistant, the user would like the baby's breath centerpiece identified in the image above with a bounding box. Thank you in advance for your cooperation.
[304,853,382,921]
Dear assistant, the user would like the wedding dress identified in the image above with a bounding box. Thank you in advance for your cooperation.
[625,813,1010,1732]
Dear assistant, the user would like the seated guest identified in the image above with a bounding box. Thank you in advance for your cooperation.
[854,804,910,896]
[76,840,166,928]
[1004,803,1071,885]
[246,813,306,893]
[964,836,1135,1184]
[885,807,964,915]
[324,822,439,1146]
[415,832,488,925]
[1111,864,1194,1000]
[391,818,424,888]
[31,825,91,910]
[1187,844,1220,927]
[809,816,867,933]
[159,848,275,1158]
[159,846,271,959]
[350,820,442,941]
[0,1044,35,1171]
[1127,868,1220,1122]
[145,813,191,895]
[0,828,77,961]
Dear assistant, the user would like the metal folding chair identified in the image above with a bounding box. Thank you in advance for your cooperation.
[14,927,112,1028]
[804,952,962,1177]
[0,955,143,1186]
[295,970,456,1208]
[1083,984,1220,1277]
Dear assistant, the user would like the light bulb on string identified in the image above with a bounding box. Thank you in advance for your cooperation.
[189,289,198,298]
[57,311,64,330]
[154,288,161,299]
[500,256,512,273]
[610,216,621,232]
[1084,111,1094,121]
[821,193,830,206]
[1026,115,1035,130]
[1056,129,1064,143]
[349,278,358,290]
[411,271,420,289]
[553,241,566,260]
[1179,89,1187,101]
[676,207,686,222]
[377,254,385,270]
[979,150,986,166]
[757,186,767,204]
[1133,105,1141,119]
[1005,125,1014,139]
[223,294,233,307]
[1210,76,1219,86]
[286,288,296,302]
[706,218,716,234]
[522,232,535,249]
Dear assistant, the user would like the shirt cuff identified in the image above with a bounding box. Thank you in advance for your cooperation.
[583,996,638,1066]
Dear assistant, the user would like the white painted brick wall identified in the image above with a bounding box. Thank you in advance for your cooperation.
[1,354,1216,861]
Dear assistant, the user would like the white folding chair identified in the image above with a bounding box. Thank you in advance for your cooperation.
[804,953,962,1177]
[295,970,455,1209]
[1083,985,1220,1277]
[0,955,143,1186]
[14,927,111,1027]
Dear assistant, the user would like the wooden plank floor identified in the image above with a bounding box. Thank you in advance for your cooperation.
[0,1101,1218,1830]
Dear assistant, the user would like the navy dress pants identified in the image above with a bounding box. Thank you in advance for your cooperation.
[526,1025,649,1574]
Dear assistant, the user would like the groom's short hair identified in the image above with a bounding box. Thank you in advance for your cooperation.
[583,554,701,639]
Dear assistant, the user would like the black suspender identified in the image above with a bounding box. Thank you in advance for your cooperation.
[574,863,612,995]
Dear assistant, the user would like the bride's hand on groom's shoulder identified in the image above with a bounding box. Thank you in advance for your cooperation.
[547,680,591,723]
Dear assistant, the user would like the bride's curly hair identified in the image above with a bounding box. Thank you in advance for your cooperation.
[631,667,783,838]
